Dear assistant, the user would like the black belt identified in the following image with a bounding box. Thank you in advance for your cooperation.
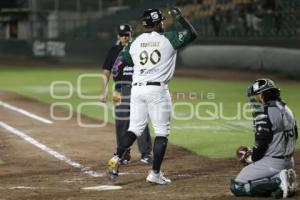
[133,82,161,86]
[272,154,292,159]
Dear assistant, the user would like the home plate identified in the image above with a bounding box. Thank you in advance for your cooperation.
[9,186,36,190]
[82,185,122,191]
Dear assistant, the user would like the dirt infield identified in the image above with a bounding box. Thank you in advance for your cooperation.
[0,90,299,200]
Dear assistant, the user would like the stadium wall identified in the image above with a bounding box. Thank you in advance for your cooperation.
[180,45,300,77]
[0,38,299,77]
[0,39,111,64]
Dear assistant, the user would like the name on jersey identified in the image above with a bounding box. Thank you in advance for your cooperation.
[140,42,160,48]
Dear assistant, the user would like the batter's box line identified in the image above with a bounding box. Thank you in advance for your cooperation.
[0,121,101,178]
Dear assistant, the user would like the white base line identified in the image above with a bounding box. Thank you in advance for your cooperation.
[0,101,53,124]
[0,122,103,178]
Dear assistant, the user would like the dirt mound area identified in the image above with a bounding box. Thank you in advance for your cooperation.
[0,90,299,200]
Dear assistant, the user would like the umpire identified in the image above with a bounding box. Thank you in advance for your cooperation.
[101,24,152,164]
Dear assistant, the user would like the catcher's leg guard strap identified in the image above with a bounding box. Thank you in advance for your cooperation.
[250,177,281,197]
[230,177,251,197]
[117,131,137,158]
[152,136,168,173]
[231,176,281,197]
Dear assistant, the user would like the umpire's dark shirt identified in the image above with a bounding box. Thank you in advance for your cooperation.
[102,43,133,86]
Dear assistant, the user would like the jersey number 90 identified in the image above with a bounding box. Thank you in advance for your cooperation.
[139,49,161,65]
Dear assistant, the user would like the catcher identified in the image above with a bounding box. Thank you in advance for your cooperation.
[231,79,298,198]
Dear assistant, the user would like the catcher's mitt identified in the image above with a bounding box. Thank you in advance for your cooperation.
[236,145,253,166]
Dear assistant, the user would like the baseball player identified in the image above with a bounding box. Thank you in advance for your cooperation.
[231,79,298,198]
[107,7,197,184]
[101,24,153,164]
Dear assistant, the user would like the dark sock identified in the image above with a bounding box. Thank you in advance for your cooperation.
[152,136,168,173]
[117,131,137,158]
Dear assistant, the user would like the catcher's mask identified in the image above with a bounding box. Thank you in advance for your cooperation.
[247,78,279,97]
[246,79,280,116]
[142,8,165,28]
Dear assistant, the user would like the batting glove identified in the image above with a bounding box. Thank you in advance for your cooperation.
[168,7,183,20]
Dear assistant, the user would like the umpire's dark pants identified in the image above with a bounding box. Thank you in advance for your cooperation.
[114,84,152,157]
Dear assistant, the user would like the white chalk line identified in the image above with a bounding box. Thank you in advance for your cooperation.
[8,186,37,190]
[0,121,103,178]
[1,185,123,191]
[172,121,234,131]
[82,185,122,191]
[172,125,227,131]
[226,121,252,130]
[0,101,197,181]
[172,121,252,134]
[0,101,53,124]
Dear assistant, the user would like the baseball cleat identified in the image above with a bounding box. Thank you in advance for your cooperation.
[146,170,171,185]
[279,169,297,198]
[279,169,289,198]
[287,169,297,197]
[107,155,120,180]
[119,159,130,165]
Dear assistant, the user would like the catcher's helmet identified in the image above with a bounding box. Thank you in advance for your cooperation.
[142,8,165,28]
[247,78,279,97]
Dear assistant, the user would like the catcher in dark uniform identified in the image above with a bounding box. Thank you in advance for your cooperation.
[101,24,152,164]
[231,78,298,198]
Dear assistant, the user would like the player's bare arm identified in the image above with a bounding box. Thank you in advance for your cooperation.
[100,69,110,103]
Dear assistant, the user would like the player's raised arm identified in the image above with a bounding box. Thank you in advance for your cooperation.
[164,7,198,50]
[169,7,198,41]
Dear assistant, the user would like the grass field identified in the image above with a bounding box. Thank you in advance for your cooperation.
[0,66,299,158]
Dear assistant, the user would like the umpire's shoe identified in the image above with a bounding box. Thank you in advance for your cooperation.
[120,149,131,165]
[146,170,171,185]
[278,169,298,198]
[107,155,120,180]
[141,154,153,165]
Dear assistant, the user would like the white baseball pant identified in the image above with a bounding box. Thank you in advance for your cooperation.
[128,84,171,137]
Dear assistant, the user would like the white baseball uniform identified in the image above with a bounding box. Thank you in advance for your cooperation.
[120,30,194,137]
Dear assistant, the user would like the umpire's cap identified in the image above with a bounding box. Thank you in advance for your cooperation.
[142,8,165,28]
[247,78,280,97]
[117,24,132,36]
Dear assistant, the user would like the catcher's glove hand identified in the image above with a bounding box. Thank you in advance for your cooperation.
[236,145,253,166]
[168,7,183,20]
